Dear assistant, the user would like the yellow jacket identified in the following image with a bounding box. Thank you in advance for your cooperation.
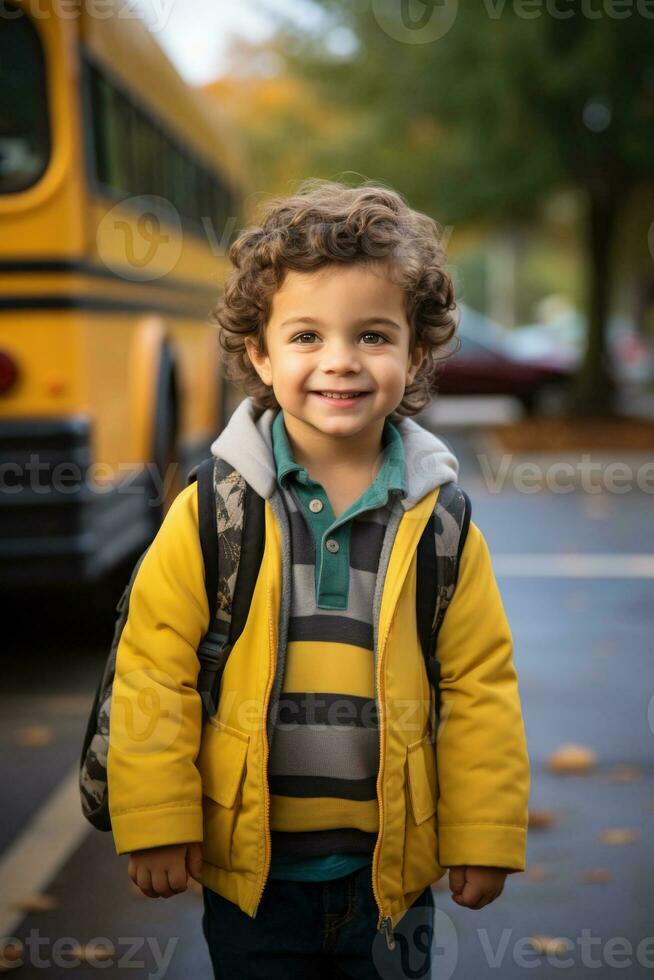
[108,398,530,934]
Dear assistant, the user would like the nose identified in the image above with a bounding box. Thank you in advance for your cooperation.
[318,338,362,375]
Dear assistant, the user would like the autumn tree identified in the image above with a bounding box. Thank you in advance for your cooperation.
[262,0,654,416]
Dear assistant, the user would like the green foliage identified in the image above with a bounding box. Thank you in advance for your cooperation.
[261,2,654,413]
[275,1,653,219]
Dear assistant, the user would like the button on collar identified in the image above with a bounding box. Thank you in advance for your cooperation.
[309,498,324,513]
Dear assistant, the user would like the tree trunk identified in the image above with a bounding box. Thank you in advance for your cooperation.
[570,183,620,418]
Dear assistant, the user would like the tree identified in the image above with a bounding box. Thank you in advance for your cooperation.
[261,0,654,416]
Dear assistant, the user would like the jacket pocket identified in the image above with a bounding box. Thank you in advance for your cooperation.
[196,719,250,808]
[196,719,250,872]
[402,734,441,894]
[406,734,438,826]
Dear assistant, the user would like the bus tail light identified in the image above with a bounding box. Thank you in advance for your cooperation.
[0,350,19,394]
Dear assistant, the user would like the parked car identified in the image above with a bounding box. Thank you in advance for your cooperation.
[437,305,574,415]
[507,311,654,385]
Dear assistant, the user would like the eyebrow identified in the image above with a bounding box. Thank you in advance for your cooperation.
[279,316,403,331]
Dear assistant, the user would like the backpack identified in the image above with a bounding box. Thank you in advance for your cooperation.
[78,455,471,832]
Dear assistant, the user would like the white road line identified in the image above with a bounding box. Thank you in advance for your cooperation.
[0,762,90,940]
[493,553,654,577]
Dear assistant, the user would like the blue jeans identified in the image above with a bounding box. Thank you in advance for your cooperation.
[201,864,434,979]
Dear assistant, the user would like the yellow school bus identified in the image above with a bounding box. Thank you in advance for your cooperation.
[0,0,247,589]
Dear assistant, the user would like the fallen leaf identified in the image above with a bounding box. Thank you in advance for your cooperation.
[62,943,114,963]
[598,827,640,845]
[47,694,94,715]
[528,809,559,830]
[0,940,23,965]
[12,893,59,912]
[580,868,612,883]
[524,864,554,881]
[547,743,597,774]
[607,765,642,784]
[529,934,571,955]
[14,726,54,748]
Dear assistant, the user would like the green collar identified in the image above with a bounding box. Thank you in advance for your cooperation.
[271,408,407,499]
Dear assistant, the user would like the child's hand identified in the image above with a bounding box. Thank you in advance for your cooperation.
[128,842,203,898]
[448,865,507,909]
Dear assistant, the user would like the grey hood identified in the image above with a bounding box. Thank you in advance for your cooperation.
[210,396,459,509]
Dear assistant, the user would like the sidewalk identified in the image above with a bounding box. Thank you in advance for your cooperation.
[616,382,654,421]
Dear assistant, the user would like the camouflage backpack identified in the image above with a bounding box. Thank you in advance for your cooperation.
[79,456,470,832]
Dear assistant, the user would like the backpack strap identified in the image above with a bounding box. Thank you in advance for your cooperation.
[78,458,264,833]
[430,481,471,635]
[416,481,471,726]
[193,456,220,624]
[187,456,265,721]
[188,457,470,727]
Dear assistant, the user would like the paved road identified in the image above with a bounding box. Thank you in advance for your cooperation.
[1,411,653,978]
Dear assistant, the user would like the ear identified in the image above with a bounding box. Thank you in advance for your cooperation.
[244,336,273,386]
[406,343,426,385]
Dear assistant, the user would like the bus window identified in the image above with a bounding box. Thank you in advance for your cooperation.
[89,67,112,188]
[88,64,134,197]
[133,106,156,199]
[0,6,50,194]
[109,86,134,196]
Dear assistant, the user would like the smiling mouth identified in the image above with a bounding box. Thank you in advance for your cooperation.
[310,391,371,399]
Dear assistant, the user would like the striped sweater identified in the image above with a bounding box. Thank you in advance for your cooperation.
[267,408,407,862]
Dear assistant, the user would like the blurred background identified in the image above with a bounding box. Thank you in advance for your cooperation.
[1,0,653,976]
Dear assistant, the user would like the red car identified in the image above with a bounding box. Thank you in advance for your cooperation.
[436,319,574,415]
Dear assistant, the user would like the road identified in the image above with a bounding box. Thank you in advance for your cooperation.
[1,400,653,978]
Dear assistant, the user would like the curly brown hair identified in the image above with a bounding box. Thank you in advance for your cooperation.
[212,177,460,422]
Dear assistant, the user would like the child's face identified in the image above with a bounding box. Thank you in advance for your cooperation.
[245,262,425,443]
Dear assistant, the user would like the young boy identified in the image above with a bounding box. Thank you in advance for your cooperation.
[107,180,530,979]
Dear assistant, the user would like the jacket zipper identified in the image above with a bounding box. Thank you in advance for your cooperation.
[252,510,399,946]
[372,617,396,950]
[252,587,276,918]
[253,589,397,947]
